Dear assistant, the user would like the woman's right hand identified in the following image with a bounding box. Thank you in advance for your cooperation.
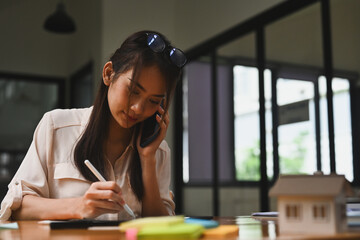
[75,181,125,219]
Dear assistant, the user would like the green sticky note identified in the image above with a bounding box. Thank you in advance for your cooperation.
[120,215,184,231]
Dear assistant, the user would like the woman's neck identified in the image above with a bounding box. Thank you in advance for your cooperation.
[104,116,133,165]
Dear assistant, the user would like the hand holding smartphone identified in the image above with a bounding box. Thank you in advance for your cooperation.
[139,101,163,148]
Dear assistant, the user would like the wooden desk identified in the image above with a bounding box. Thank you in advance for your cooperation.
[1,217,360,240]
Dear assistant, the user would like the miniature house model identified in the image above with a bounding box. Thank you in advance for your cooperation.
[269,174,353,235]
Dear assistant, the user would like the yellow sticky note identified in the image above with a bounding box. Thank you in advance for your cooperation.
[137,223,204,240]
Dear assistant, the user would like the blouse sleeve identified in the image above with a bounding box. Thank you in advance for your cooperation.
[0,112,53,220]
[156,141,175,215]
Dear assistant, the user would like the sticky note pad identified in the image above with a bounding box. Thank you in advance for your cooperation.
[202,225,239,238]
[185,218,219,229]
[119,215,184,231]
[137,223,204,240]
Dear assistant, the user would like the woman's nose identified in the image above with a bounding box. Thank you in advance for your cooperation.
[130,99,145,114]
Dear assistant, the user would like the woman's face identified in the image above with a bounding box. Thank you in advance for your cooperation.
[106,65,166,129]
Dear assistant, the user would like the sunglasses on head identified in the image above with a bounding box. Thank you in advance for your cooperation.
[146,33,187,68]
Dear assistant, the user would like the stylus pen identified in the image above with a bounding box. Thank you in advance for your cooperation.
[84,159,136,219]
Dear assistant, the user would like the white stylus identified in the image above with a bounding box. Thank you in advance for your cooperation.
[84,159,136,219]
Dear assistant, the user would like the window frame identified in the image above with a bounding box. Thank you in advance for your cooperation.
[173,0,360,215]
[182,58,358,186]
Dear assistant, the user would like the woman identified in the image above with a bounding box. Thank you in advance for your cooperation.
[0,30,186,220]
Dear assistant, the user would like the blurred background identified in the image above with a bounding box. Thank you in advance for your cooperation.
[0,0,359,217]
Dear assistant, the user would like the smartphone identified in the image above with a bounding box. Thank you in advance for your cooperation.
[139,101,163,148]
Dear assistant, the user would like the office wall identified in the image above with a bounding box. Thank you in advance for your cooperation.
[173,0,285,50]
[100,0,285,57]
[66,1,102,84]
[331,0,360,74]
[2,0,356,88]
[0,0,101,104]
[0,0,285,109]
[0,1,70,76]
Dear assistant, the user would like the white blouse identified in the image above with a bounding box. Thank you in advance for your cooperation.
[0,107,175,220]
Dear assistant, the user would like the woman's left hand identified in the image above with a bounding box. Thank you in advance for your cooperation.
[136,104,172,217]
[136,104,169,163]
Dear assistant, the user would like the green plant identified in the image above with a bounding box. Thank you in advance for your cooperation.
[280,130,308,174]
[235,130,309,180]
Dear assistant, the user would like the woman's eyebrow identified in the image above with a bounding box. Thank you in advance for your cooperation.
[129,78,145,91]
[128,78,165,98]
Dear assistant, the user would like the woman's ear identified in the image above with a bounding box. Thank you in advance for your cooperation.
[103,61,114,86]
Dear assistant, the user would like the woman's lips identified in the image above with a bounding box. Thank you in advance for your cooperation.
[125,112,138,122]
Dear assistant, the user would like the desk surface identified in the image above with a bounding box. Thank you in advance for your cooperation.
[1,217,360,240]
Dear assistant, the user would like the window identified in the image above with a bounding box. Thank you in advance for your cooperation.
[312,203,329,221]
[319,77,353,181]
[70,62,93,108]
[233,66,260,181]
[0,72,64,200]
[182,62,356,185]
[183,61,236,183]
[0,78,60,150]
[233,66,273,181]
[176,0,360,216]
[286,204,301,220]
[182,61,213,183]
[277,79,316,175]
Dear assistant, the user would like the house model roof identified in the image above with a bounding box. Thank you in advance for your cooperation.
[269,174,353,197]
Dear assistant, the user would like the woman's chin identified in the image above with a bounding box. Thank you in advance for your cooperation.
[120,120,137,129]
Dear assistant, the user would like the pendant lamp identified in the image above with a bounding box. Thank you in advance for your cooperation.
[44,1,76,34]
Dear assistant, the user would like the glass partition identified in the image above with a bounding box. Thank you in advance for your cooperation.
[0,74,64,200]
[319,76,353,180]
[183,56,213,183]
[322,0,358,181]
[0,78,60,150]
[265,2,322,176]
[217,33,265,182]
[179,0,360,217]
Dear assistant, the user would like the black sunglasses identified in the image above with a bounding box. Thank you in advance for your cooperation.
[146,33,187,68]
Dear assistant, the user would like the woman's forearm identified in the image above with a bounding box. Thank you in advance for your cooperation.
[12,195,81,220]
[13,182,126,220]
[141,159,169,216]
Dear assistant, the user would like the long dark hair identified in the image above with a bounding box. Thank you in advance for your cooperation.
[73,30,182,201]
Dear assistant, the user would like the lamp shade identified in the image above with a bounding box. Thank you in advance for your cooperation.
[44,2,76,34]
